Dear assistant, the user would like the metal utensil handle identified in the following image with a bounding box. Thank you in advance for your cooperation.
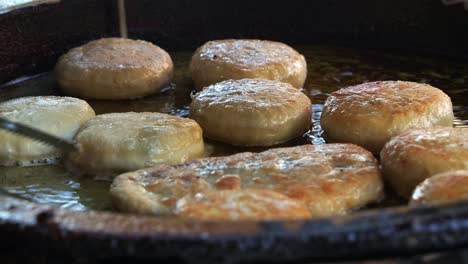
[0,117,76,152]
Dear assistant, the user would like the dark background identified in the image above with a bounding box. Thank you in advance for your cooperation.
[1,0,468,83]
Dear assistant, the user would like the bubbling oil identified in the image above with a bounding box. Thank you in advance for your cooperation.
[0,45,466,210]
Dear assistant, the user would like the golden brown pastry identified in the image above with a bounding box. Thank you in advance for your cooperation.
[67,112,204,178]
[0,96,95,166]
[381,127,468,198]
[411,170,468,205]
[190,39,307,89]
[110,144,384,219]
[321,81,453,153]
[174,189,311,221]
[189,78,312,146]
[55,38,173,100]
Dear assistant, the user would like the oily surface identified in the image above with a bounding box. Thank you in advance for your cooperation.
[189,78,312,146]
[194,39,303,68]
[110,144,384,218]
[381,127,468,198]
[190,39,307,89]
[68,112,204,178]
[0,96,95,166]
[57,38,171,69]
[321,81,453,153]
[55,38,173,99]
[411,170,468,205]
[0,45,466,211]
[174,189,312,220]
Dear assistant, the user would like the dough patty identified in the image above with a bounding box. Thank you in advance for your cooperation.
[0,96,95,166]
[67,112,204,178]
[189,78,312,146]
[381,127,468,198]
[411,170,468,205]
[321,81,453,153]
[190,39,307,89]
[55,38,173,100]
[110,144,384,219]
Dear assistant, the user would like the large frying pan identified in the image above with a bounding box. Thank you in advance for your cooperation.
[1,0,468,263]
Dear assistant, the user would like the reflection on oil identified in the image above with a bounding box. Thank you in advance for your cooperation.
[0,45,467,210]
[0,165,111,211]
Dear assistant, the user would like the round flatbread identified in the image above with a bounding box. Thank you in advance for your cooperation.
[321,81,453,153]
[190,39,307,89]
[110,144,384,219]
[411,170,468,205]
[0,96,95,166]
[55,38,173,100]
[189,78,312,146]
[381,127,468,198]
[67,112,204,178]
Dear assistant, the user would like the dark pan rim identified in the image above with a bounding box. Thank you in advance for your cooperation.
[2,193,468,263]
[1,1,468,262]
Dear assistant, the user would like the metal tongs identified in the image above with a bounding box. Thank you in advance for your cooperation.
[0,117,76,152]
[0,117,77,200]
